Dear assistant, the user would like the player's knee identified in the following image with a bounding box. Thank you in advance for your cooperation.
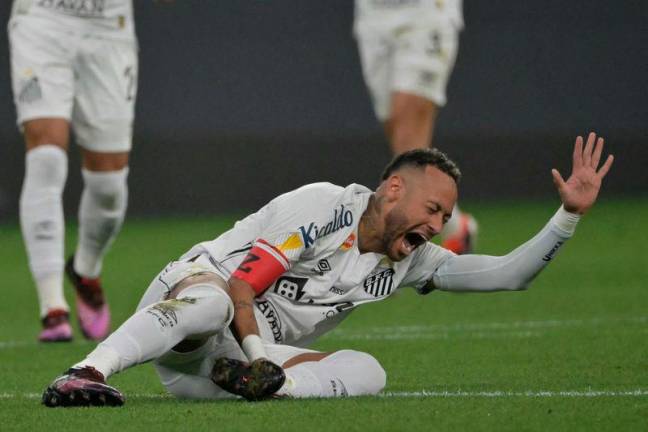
[23,119,69,149]
[24,145,68,189]
[82,168,128,210]
[337,349,387,395]
[172,280,234,330]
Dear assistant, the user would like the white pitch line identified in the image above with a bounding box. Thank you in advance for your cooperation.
[325,316,648,341]
[381,390,648,398]
[2,390,648,400]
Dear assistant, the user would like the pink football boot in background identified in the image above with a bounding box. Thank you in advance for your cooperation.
[65,257,111,341]
[39,309,73,342]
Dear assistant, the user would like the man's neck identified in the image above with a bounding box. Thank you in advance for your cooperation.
[358,194,384,254]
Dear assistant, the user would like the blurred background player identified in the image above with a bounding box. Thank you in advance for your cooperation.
[354,0,477,254]
[8,0,138,342]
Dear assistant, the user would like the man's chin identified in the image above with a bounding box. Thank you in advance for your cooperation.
[386,244,408,261]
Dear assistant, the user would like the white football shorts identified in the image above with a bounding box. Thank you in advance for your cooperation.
[8,15,138,152]
[137,254,318,400]
[355,19,460,120]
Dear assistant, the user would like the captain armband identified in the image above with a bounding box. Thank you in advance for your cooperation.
[231,239,289,295]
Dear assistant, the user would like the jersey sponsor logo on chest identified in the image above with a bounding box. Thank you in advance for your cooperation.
[363,268,395,297]
[256,299,283,343]
[299,205,354,248]
[37,0,105,18]
[273,276,308,301]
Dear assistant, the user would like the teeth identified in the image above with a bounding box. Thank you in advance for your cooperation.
[403,238,413,253]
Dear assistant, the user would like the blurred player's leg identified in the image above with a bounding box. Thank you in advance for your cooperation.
[10,13,76,341]
[66,34,138,340]
[20,120,72,342]
[385,91,438,155]
[67,151,129,341]
[355,1,476,253]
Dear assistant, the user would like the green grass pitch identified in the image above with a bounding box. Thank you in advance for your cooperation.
[1,199,647,431]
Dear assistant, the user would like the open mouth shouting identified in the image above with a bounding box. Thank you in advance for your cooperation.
[399,230,429,257]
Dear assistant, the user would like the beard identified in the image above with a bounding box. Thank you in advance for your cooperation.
[382,204,411,260]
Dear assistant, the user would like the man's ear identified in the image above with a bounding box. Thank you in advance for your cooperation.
[384,174,404,202]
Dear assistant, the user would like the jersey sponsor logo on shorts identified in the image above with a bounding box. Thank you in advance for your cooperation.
[36,0,106,18]
[298,205,354,248]
[256,299,283,343]
[363,268,395,297]
[273,276,308,301]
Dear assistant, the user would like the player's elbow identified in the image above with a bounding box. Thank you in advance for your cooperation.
[497,277,530,292]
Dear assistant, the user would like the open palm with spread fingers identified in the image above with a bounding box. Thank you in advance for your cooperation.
[552,132,614,215]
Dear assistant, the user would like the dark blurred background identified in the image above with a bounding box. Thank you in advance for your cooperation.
[0,1,646,221]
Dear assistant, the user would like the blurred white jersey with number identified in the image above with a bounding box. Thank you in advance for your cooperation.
[354,0,463,119]
[182,182,454,348]
[11,0,135,37]
[9,0,138,151]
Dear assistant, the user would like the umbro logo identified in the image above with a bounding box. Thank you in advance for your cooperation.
[312,259,332,276]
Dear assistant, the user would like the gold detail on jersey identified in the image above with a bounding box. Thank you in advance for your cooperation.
[118,15,125,28]
[379,256,394,268]
[340,233,356,251]
[278,233,304,252]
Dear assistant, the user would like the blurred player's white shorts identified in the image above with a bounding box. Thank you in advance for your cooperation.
[137,254,318,400]
[8,15,138,152]
[354,16,461,120]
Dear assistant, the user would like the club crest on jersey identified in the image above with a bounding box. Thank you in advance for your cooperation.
[363,269,395,298]
[298,205,354,248]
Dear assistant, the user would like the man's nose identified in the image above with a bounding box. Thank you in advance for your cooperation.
[427,214,444,236]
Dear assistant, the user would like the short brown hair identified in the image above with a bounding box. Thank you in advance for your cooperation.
[381,148,461,183]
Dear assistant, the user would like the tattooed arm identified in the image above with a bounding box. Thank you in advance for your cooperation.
[227,276,268,361]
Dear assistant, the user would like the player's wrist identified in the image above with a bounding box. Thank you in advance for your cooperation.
[551,205,581,236]
[241,334,268,362]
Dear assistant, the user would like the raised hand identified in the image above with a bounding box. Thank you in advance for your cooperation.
[551,132,614,215]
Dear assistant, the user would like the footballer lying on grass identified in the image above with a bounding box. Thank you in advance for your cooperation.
[42,133,613,406]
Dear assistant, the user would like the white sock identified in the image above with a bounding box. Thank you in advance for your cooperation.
[278,350,386,398]
[19,145,69,317]
[74,167,129,278]
[73,284,233,378]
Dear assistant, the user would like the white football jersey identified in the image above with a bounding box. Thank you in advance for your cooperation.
[183,182,454,348]
[11,0,135,36]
